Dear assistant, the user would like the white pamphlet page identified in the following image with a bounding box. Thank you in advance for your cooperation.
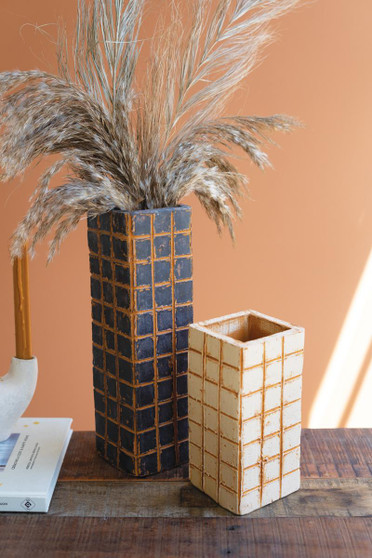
[0,418,73,513]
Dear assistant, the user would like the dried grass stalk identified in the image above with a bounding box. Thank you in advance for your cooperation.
[0,0,301,260]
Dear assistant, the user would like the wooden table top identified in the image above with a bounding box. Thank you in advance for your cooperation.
[1,429,371,557]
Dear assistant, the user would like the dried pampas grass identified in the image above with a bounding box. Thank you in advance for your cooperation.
[0,0,300,261]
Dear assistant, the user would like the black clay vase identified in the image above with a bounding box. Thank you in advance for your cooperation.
[87,206,193,476]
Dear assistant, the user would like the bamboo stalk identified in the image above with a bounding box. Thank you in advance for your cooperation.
[13,246,32,360]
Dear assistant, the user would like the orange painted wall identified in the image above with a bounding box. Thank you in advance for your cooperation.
[0,1,371,429]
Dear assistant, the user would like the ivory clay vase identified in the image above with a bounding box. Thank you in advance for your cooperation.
[87,206,193,476]
[188,309,304,515]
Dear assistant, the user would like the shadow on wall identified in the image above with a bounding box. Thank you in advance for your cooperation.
[309,249,372,428]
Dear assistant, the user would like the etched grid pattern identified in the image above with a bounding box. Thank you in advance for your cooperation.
[88,207,193,476]
[188,314,304,515]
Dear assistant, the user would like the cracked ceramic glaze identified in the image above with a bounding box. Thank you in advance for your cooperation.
[188,310,304,515]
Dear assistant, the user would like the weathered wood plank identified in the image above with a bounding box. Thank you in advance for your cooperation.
[1,430,371,557]
[301,429,372,478]
[2,478,366,518]
[60,429,372,482]
[0,517,371,558]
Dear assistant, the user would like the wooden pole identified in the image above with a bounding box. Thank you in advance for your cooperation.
[13,246,32,360]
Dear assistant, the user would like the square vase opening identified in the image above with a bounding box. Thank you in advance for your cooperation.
[203,312,290,343]
[188,310,305,515]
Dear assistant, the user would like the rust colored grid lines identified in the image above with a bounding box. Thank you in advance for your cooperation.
[188,310,304,515]
[88,206,193,477]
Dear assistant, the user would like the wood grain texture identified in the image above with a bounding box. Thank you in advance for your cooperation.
[0,517,371,558]
[46,478,372,518]
[301,429,372,478]
[1,429,371,558]
[60,429,372,481]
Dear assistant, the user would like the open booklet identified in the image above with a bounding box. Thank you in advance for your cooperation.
[0,418,72,513]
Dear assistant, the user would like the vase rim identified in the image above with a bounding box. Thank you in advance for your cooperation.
[191,309,304,348]
[110,204,190,215]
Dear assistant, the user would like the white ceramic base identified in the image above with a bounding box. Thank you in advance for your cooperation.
[0,357,38,442]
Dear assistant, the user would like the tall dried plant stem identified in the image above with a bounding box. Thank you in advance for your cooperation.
[0,0,301,260]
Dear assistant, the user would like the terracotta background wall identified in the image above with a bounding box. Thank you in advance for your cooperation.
[0,0,371,429]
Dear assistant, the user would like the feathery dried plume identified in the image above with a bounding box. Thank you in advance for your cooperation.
[0,0,300,261]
